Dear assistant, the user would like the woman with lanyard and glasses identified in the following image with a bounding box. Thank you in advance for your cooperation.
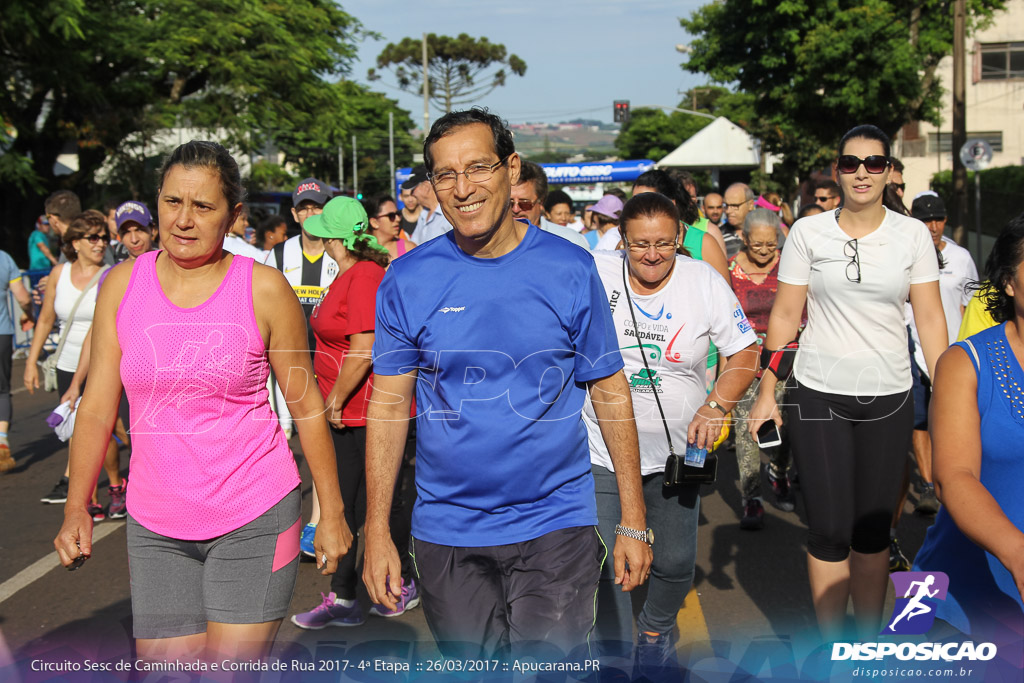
[749,125,948,641]
[586,192,759,677]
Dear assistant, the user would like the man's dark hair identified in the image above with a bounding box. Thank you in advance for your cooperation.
[603,187,627,202]
[978,212,1024,323]
[797,204,824,219]
[44,190,82,223]
[815,179,840,196]
[255,214,287,249]
[633,169,698,224]
[544,190,572,214]
[517,160,549,202]
[890,157,905,173]
[423,108,515,173]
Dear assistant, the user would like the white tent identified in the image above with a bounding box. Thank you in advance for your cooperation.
[656,117,762,186]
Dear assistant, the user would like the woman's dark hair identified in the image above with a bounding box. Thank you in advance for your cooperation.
[62,210,108,262]
[632,169,698,224]
[350,236,390,269]
[618,192,693,257]
[976,212,1024,323]
[544,189,573,214]
[255,214,287,250]
[157,140,244,210]
[363,194,396,223]
[838,124,892,159]
[423,108,515,173]
[883,183,910,216]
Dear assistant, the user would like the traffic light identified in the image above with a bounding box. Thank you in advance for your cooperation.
[613,100,630,123]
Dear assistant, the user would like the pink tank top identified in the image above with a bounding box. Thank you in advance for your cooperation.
[117,251,299,539]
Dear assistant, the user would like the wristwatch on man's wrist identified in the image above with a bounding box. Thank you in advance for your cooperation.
[615,524,654,546]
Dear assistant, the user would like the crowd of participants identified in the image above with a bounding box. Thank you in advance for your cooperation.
[0,108,1020,681]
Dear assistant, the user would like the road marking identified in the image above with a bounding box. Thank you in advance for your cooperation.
[0,521,124,606]
[677,585,712,655]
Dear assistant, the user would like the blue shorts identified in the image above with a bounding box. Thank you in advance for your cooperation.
[126,487,300,639]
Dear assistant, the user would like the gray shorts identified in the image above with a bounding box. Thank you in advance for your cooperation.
[127,488,301,639]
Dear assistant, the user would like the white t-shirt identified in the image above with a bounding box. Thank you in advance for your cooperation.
[906,236,978,378]
[778,208,940,396]
[583,252,757,475]
[222,233,265,260]
[595,228,622,251]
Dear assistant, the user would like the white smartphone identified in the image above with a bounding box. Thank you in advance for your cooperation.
[756,421,782,448]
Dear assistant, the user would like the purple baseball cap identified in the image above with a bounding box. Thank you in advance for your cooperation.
[590,195,624,220]
[115,201,153,230]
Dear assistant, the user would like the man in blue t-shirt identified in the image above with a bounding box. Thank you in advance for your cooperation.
[363,109,652,661]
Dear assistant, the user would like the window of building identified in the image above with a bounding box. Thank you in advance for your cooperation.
[927,132,1003,154]
[979,42,1024,80]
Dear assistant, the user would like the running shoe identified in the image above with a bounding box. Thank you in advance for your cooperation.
[290,592,365,629]
[740,498,765,530]
[107,481,127,519]
[889,537,911,573]
[767,467,796,512]
[299,523,317,558]
[370,578,421,617]
[87,502,106,523]
[0,443,15,473]
[915,484,940,515]
[633,630,679,682]
[41,476,69,504]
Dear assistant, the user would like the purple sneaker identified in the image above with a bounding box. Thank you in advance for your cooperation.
[369,578,421,617]
[290,592,364,629]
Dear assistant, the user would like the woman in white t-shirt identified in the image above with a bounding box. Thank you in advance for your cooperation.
[748,125,948,641]
[585,192,759,670]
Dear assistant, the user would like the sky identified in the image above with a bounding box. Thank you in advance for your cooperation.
[342,0,708,125]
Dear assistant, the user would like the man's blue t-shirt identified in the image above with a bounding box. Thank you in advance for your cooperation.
[373,224,623,547]
[28,230,51,270]
[1,251,22,335]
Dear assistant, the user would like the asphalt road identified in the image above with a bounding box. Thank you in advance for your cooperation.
[0,356,944,682]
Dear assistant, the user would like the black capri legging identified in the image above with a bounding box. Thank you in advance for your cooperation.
[787,381,913,562]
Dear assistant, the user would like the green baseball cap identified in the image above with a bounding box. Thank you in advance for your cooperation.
[302,196,367,239]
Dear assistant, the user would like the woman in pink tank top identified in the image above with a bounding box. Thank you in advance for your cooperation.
[366,194,417,262]
[54,141,352,664]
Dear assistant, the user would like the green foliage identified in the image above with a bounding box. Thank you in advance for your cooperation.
[680,0,1005,185]
[369,33,527,113]
[247,161,299,195]
[0,0,416,251]
[931,166,1024,235]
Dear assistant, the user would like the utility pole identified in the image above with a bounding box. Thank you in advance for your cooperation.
[338,145,344,190]
[388,111,396,199]
[352,134,358,199]
[422,33,430,133]
[952,0,968,239]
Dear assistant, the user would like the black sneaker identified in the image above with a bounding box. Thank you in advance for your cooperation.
[915,483,940,515]
[633,631,679,682]
[41,476,69,504]
[87,502,106,523]
[889,537,910,573]
[741,498,765,530]
[767,467,796,512]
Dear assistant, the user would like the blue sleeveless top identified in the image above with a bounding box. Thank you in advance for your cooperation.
[913,322,1024,643]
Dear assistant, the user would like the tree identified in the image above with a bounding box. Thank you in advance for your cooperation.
[0,0,377,256]
[368,34,526,113]
[680,0,1005,185]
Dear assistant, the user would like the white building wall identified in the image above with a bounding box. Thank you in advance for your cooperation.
[899,0,1024,200]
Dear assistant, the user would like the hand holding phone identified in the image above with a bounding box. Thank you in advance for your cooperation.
[755,420,782,448]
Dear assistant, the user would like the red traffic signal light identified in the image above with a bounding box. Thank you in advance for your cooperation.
[613,100,630,123]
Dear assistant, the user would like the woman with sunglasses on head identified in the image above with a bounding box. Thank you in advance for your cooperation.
[749,125,948,641]
[24,210,119,517]
[365,194,417,261]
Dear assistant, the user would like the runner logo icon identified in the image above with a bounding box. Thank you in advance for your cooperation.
[883,571,949,635]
